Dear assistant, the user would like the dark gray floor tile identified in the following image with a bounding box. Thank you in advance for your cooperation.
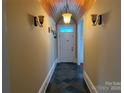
[46,63,90,93]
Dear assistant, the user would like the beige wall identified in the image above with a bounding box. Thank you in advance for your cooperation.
[83,0,121,93]
[6,0,57,93]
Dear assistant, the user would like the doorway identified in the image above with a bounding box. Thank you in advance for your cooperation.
[58,25,76,63]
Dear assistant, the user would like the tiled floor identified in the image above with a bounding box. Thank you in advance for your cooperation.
[46,63,90,93]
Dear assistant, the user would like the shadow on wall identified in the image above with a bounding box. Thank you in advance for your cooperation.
[102,11,111,26]
[27,14,34,26]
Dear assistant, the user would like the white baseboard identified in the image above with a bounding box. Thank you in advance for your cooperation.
[84,71,98,93]
[38,59,57,93]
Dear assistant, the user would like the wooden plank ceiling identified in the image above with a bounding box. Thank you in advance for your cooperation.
[40,0,96,22]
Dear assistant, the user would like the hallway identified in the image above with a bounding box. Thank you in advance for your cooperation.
[46,63,90,93]
[3,0,121,93]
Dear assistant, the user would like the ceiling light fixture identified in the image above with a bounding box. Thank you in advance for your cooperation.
[62,0,72,24]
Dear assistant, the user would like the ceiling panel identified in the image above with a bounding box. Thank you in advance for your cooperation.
[40,0,96,22]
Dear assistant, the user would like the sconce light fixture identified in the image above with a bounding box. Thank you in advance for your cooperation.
[38,16,44,27]
[54,33,57,39]
[50,28,57,39]
[34,16,44,27]
[91,14,102,26]
[34,16,38,26]
[48,27,51,33]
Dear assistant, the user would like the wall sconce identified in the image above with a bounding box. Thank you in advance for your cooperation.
[34,16,38,26]
[54,33,57,39]
[38,16,44,27]
[91,14,102,26]
[50,28,57,39]
[48,27,51,33]
[34,16,44,27]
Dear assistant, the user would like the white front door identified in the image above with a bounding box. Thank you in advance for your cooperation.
[58,25,75,62]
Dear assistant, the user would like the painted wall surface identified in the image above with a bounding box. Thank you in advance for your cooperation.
[3,0,10,92]
[6,0,57,93]
[77,18,84,65]
[83,0,121,93]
